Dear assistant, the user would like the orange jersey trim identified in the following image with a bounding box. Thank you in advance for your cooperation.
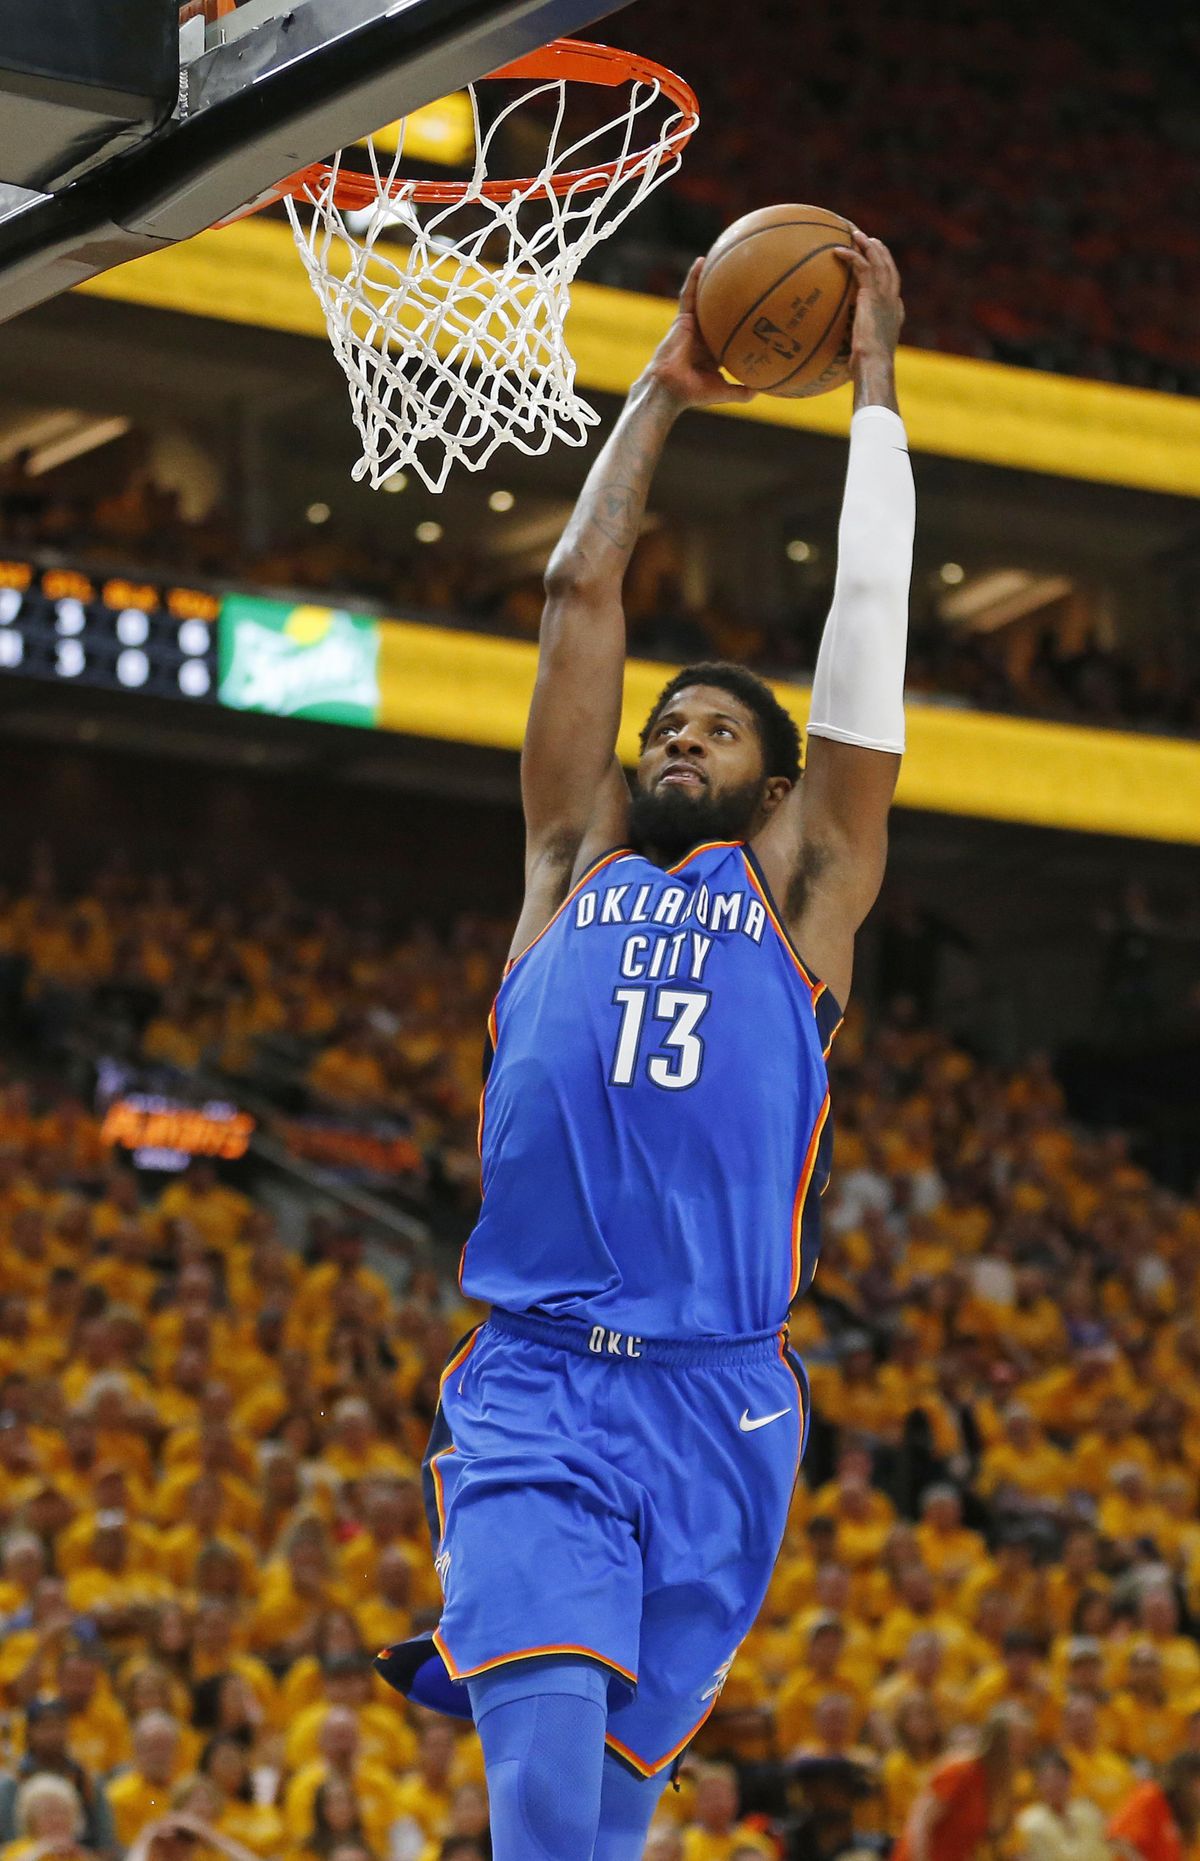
[461,1003,500,1292]
[822,1015,845,1058]
[439,1328,479,1394]
[790,1087,831,1300]
[606,1697,719,1778]
[742,855,819,996]
[429,1446,456,1540]
[665,838,743,876]
[434,1629,637,1688]
[430,1331,478,1535]
[475,1000,499,1159]
[779,1327,808,1484]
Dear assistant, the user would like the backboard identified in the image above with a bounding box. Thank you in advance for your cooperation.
[0,0,627,323]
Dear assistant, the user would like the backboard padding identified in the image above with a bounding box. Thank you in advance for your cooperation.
[0,0,178,191]
[0,0,626,322]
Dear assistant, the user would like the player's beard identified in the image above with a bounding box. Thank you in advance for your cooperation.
[629,772,766,862]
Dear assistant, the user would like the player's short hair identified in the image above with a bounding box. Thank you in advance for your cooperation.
[639,661,802,784]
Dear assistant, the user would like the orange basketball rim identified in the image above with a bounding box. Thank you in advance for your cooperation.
[236,39,699,217]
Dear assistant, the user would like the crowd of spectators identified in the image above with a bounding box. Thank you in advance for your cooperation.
[903,619,1200,739]
[0,851,503,1241]
[607,0,1200,396]
[4,455,1196,742]
[1,850,1200,1859]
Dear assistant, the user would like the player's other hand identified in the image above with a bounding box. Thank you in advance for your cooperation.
[643,259,756,408]
[836,229,904,365]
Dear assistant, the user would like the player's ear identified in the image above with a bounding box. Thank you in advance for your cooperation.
[762,776,792,814]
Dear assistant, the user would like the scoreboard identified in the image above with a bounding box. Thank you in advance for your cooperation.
[0,559,219,702]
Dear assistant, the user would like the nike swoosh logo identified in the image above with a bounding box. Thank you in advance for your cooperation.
[739,1407,790,1433]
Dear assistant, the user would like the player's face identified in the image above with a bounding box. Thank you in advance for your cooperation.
[631,685,788,860]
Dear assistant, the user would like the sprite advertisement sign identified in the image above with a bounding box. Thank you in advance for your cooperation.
[218,594,380,726]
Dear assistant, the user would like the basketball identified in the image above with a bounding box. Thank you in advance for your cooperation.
[695,203,857,398]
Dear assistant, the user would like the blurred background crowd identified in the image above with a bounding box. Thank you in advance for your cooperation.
[607,0,1200,396]
[3,448,1197,744]
[0,847,1199,1861]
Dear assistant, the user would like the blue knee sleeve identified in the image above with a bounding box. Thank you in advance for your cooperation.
[468,1658,609,1861]
[592,1752,668,1861]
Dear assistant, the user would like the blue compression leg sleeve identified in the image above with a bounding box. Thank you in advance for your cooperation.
[591,1751,668,1861]
[467,1657,609,1861]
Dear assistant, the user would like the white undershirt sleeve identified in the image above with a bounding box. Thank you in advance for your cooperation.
[806,403,915,755]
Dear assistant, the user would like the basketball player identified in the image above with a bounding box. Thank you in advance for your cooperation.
[377,230,913,1859]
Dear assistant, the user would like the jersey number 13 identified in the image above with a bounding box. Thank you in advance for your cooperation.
[609,986,710,1091]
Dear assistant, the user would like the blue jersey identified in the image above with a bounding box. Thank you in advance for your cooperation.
[461,840,841,1338]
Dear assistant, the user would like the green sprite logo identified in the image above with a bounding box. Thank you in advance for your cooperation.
[218,595,380,725]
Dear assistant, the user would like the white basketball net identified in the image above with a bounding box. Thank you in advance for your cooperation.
[284,60,697,493]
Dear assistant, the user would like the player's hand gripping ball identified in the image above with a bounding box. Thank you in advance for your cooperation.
[695,203,866,397]
[644,259,758,408]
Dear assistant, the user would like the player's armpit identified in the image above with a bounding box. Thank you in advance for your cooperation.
[794,734,899,922]
[509,757,630,962]
[752,738,899,1007]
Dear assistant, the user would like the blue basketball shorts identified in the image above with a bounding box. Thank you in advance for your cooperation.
[410,1307,808,1778]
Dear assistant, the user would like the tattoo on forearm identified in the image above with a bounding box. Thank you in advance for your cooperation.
[550,392,678,583]
[588,488,639,549]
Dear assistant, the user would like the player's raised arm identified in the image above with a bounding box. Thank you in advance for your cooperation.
[513,262,753,953]
[755,231,915,1009]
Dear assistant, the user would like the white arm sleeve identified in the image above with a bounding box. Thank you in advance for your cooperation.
[806,403,915,755]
